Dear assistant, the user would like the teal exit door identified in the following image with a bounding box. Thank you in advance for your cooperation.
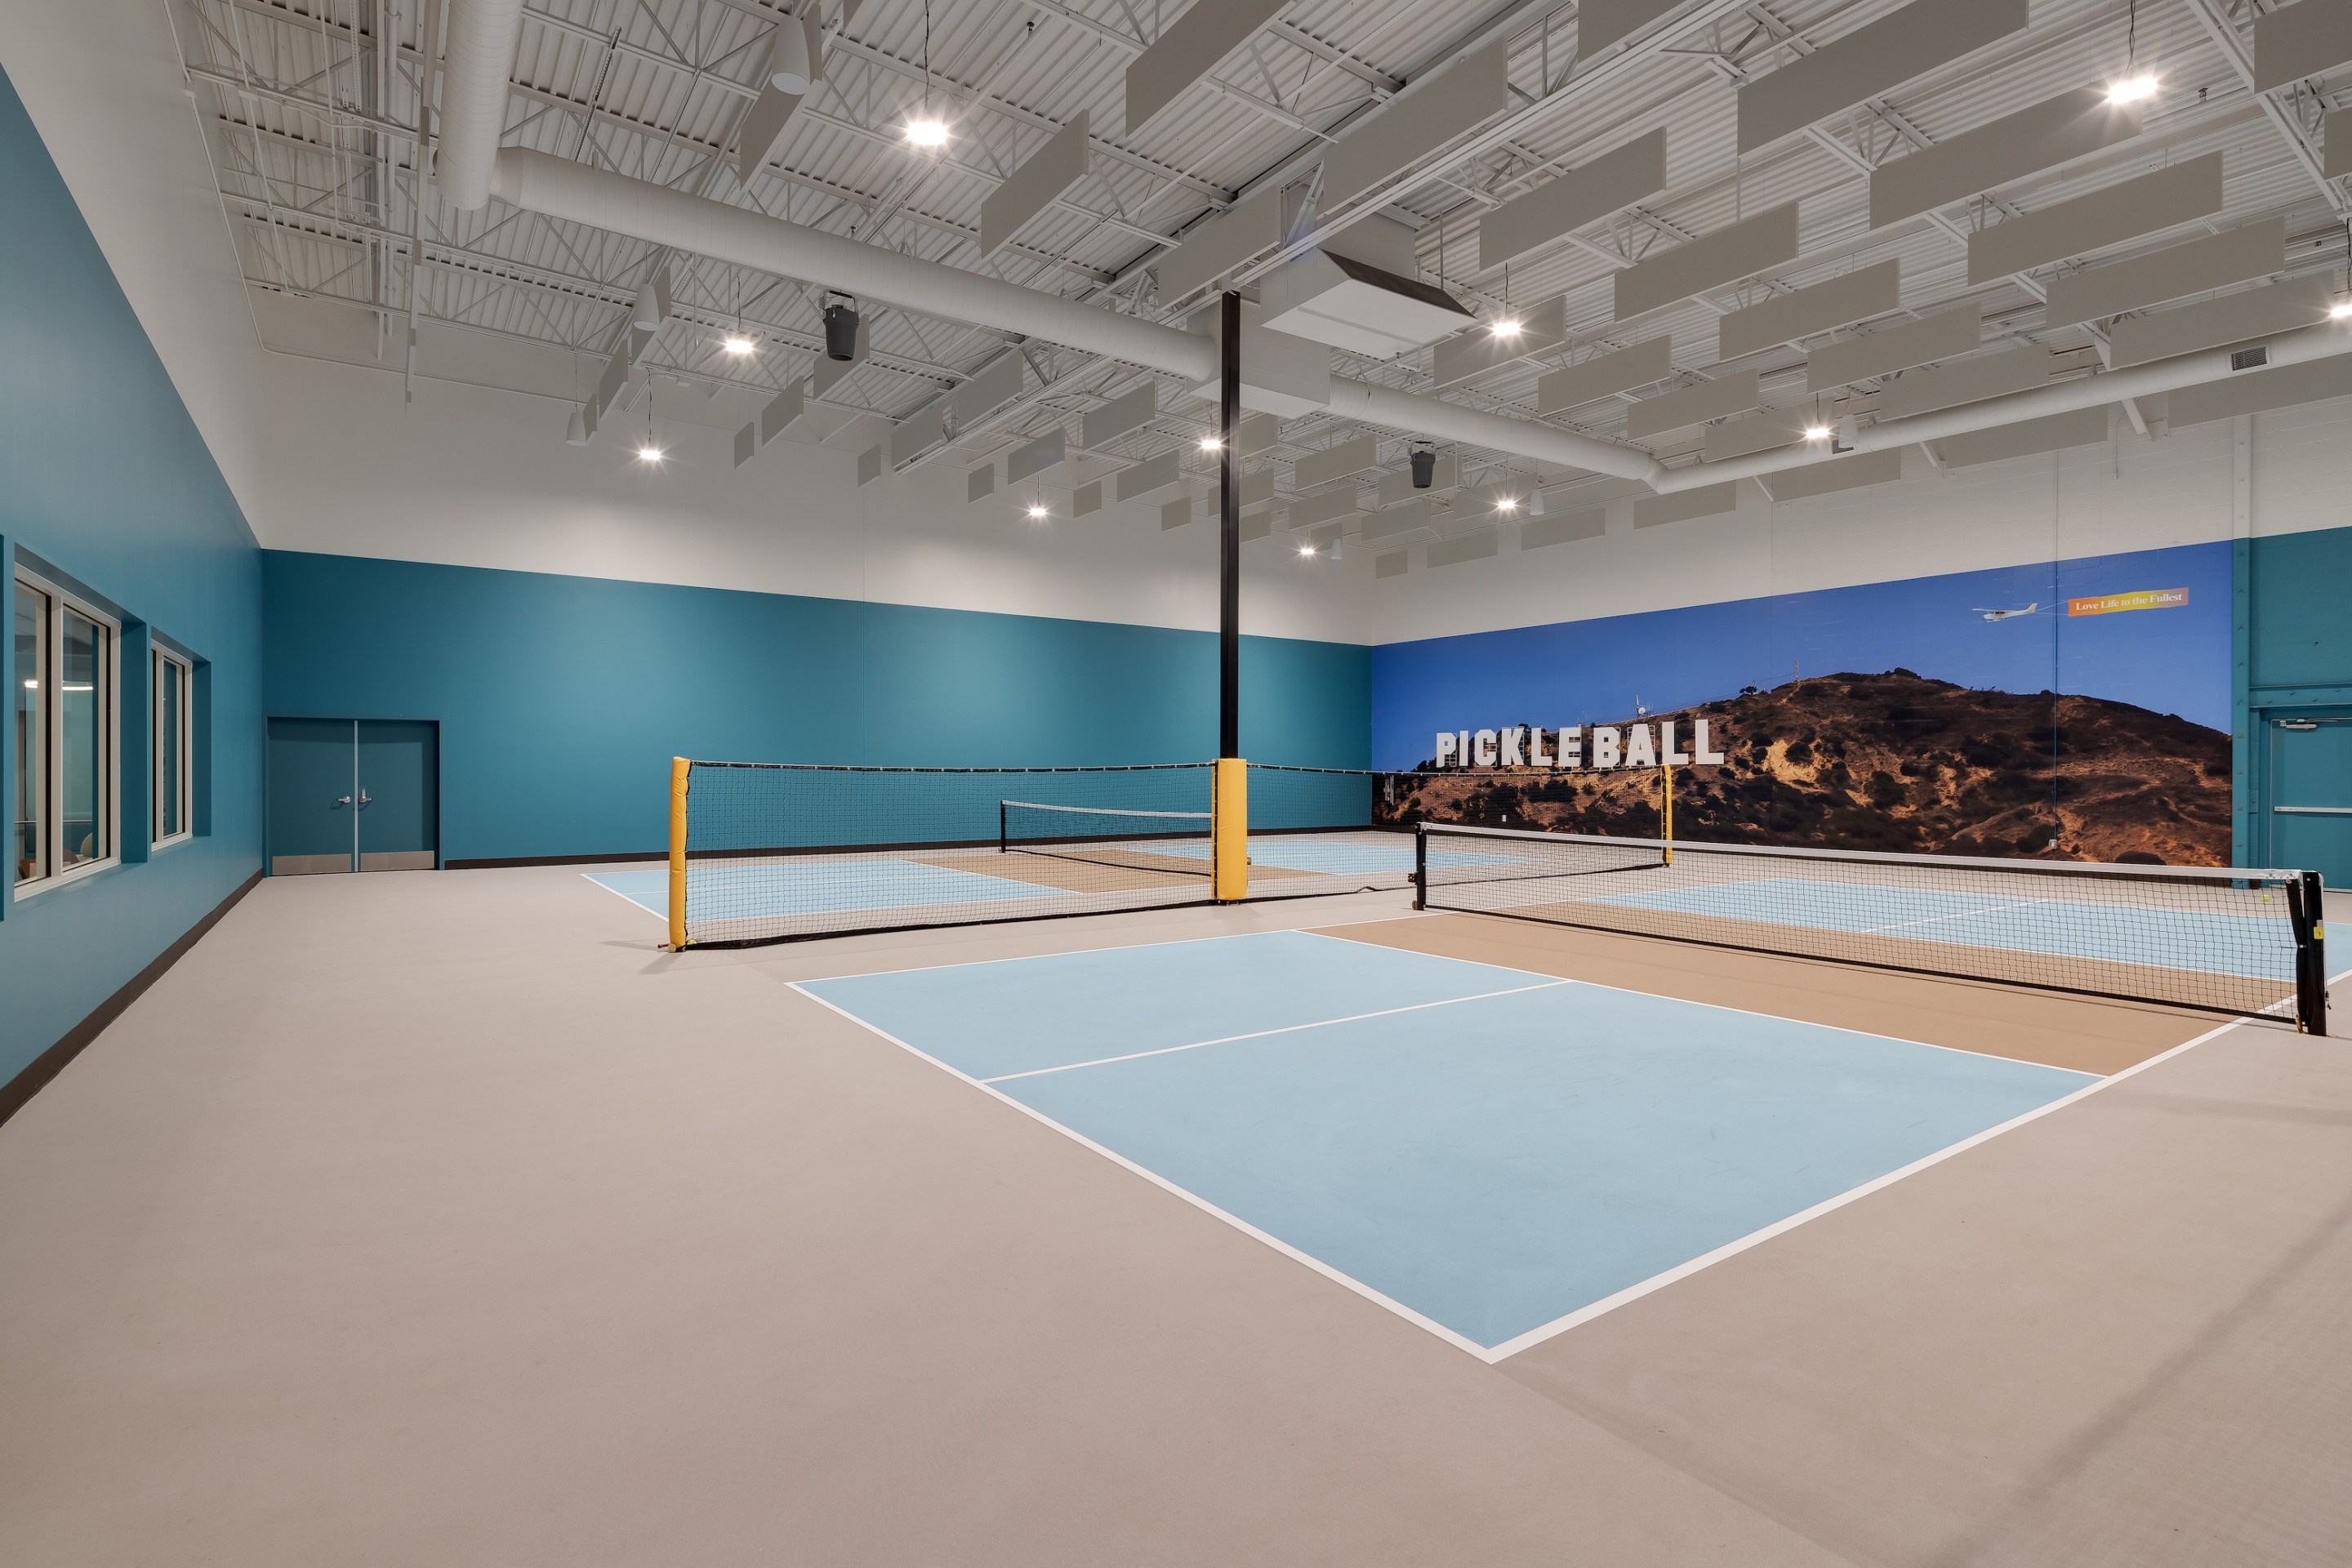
[2265,713,2352,891]
[268,719,439,875]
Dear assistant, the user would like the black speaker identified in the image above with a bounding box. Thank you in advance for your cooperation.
[823,299,860,362]
[1410,448,1436,488]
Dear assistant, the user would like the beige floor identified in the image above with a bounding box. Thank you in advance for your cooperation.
[0,866,2345,1565]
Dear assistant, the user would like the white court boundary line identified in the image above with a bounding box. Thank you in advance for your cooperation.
[980,981,1571,1083]
[791,936,2341,1366]
[581,871,666,921]
[788,982,1497,1361]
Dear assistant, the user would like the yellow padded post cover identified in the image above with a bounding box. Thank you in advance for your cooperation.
[668,756,691,950]
[1212,756,1248,902]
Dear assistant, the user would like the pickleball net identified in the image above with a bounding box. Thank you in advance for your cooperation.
[1413,823,2329,1033]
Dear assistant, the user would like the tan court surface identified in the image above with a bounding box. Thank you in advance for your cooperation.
[1,866,2347,1565]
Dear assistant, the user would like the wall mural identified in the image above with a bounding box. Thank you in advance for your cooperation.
[1370,541,2232,866]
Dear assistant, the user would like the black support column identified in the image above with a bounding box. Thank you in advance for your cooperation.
[1218,290,1241,760]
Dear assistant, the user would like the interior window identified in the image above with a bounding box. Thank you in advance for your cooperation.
[12,581,43,884]
[156,652,189,844]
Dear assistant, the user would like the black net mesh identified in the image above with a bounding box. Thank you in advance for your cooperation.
[1416,823,2328,1027]
[681,762,1217,944]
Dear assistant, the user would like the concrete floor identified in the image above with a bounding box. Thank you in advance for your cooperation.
[1,866,2346,1565]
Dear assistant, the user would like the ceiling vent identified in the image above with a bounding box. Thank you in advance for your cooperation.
[1260,248,1476,359]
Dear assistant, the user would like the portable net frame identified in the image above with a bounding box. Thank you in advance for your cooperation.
[664,760,1450,946]
[1413,823,2330,1034]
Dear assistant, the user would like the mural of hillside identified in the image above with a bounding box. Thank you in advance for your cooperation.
[1378,670,2231,866]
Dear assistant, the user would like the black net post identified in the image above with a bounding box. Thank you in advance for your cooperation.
[2292,870,2328,1036]
[1413,822,1427,911]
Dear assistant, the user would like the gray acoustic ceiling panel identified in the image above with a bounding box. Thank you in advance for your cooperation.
[1321,43,1508,211]
[1765,448,1904,501]
[2107,275,2334,368]
[1007,429,1066,483]
[1941,406,2110,467]
[1116,448,1180,499]
[2330,107,2352,178]
[1125,0,1287,130]
[1431,296,1567,388]
[1615,204,1799,319]
[2254,0,2352,92]
[1072,480,1103,517]
[890,399,946,465]
[1624,372,1762,439]
[1237,412,1281,457]
[1633,483,1738,528]
[1241,513,1272,542]
[1537,337,1675,412]
[1239,467,1276,506]
[1155,185,1281,301]
[733,421,757,467]
[1579,0,1683,55]
[2042,217,2285,327]
[1427,530,1501,568]
[1521,509,1607,549]
[1739,0,2027,154]
[1080,382,1156,448]
[1967,154,2222,284]
[1160,496,1193,529]
[2168,354,2352,427]
[1806,304,1980,390]
[593,350,630,417]
[981,110,1089,255]
[857,443,883,485]
[1477,129,1667,269]
[1878,345,2051,420]
[759,383,804,444]
[1704,408,1811,461]
[1374,550,1410,578]
[1718,260,1900,359]
[1287,488,1359,528]
[952,354,1025,427]
[1362,500,1432,541]
[967,465,995,502]
[1294,434,1380,489]
[1869,88,2140,228]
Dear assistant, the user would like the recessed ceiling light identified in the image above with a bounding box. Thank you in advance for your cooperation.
[1297,541,1317,557]
[1495,495,1521,513]
[1489,318,1523,339]
[723,335,755,355]
[1802,423,1833,440]
[2330,300,2352,319]
[1027,503,1049,519]
[2106,74,2158,105]
[636,443,664,462]
[1199,435,1223,451]
[906,118,950,149]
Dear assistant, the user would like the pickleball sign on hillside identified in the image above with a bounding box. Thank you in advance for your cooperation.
[1431,719,1730,770]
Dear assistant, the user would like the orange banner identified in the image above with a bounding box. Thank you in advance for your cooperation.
[2067,587,2189,617]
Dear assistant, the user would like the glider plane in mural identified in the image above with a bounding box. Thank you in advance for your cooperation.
[1973,603,2040,622]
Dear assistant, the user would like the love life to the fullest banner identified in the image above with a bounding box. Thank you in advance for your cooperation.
[1430,718,1729,770]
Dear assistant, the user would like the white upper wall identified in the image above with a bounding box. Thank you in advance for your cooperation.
[1370,399,2352,645]
[0,0,266,527]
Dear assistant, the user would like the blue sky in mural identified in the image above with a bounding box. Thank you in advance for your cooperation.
[1370,541,2230,769]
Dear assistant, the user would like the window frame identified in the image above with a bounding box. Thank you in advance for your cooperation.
[154,646,193,849]
[13,567,120,898]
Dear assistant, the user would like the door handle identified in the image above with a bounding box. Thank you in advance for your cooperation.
[357,790,372,808]
[2274,805,2352,816]
[335,795,351,808]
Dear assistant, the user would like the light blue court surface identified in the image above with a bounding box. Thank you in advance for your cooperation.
[589,859,1058,919]
[800,931,2096,1352]
[1600,876,2296,980]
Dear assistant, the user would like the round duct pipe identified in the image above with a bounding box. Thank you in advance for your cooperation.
[437,0,529,211]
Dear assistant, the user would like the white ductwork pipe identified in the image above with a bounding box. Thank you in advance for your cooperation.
[1330,380,1664,485]
[492,149,1219,381]
[438,0,531,210]
[1658,318,2352,492]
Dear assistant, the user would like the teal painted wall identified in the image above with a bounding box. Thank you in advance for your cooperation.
[262,551,1370,862]
[2234,522,2352,865]
[0,66,265,1091]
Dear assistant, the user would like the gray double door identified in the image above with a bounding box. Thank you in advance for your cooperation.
[2265,712,2352,892]
[268,719,439,875]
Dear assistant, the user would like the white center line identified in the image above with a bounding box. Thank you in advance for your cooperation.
[980,980,1576,1084]
[1858,895,2060,936]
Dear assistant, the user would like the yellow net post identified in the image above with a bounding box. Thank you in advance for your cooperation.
[1212,756,1248,902]
[668,756,690,950]
[1661,760,1674,867]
